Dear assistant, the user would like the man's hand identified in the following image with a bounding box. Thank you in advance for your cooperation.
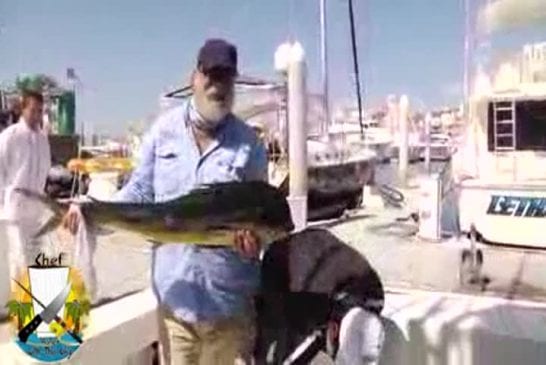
[62,204,83,235]
[233,229,261,260]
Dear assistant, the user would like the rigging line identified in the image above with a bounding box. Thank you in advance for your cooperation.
[67,71,84,199]
[348,0,364,140]
[288,0,295,42]
[320,0,330,136]
[462,0,471,117]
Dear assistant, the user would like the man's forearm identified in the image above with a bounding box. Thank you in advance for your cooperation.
[110,178,154,203]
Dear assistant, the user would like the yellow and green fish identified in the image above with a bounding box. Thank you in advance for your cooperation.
[15,181,295,247]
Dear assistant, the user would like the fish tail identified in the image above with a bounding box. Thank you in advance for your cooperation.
[33,213,64,238]
[13,188,68,237]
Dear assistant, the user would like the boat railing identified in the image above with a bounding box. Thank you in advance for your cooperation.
[486,42,546,95]
[523,42,546,84]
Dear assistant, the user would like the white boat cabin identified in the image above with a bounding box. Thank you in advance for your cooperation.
[454,42,546,248]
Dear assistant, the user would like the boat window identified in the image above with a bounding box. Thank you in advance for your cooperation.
[488,100,546,151]
[515,100,546,151]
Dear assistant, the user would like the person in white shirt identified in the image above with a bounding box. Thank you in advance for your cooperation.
[0,90,51,277]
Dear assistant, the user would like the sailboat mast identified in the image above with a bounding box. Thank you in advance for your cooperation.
[463,0,471,118]
[348,0,364,138]
[320,0,330,137]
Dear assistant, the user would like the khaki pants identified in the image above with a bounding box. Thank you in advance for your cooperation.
[158,308,256,365]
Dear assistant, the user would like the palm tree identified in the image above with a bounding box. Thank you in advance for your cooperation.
[15,74,60,94]
[5,300,33,330]
[65,299,91,335]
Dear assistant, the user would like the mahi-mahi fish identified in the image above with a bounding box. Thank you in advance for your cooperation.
[14,181,295,246]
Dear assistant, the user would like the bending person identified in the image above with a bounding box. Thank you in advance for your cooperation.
[256,228,385,365]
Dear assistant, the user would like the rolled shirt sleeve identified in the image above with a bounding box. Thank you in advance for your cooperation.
[244,139,268,182]
[113,127,156,203]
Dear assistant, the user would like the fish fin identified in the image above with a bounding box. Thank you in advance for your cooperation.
[194,181,268,190]
[13,188,67,238]
[13,188,66,213]
[93,226,116,236]
[14,187,49,203]
[146,239,163,248]
[32,214,64,238]
[86,195,101,203]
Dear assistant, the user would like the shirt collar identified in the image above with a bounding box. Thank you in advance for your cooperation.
[17,117,34,132]
[185,98,228,157]
[187,97,230,137]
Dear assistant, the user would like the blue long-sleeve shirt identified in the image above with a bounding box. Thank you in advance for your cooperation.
[114,100,268,322]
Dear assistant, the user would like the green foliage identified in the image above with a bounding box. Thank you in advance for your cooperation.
[5,300,33,330]
[65,299,91,334]
[14,74,60,94]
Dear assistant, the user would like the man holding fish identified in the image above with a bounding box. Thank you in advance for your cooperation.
[64,39,269,364]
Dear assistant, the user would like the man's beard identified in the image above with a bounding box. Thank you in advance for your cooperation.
[193,95,233,131]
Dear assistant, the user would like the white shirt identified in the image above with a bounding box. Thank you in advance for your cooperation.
[0,120,51,221]
[336,308,385,365]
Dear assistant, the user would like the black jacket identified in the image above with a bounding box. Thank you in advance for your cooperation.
[255,227,384,364]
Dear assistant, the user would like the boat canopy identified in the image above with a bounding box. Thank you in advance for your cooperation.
[452,41,546,182]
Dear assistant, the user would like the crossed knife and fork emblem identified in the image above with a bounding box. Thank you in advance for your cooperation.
[11,279,84,344]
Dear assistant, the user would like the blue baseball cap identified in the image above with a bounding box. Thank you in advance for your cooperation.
[197,39,238,75]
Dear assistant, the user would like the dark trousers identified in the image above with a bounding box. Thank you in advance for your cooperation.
[254,292,331,364]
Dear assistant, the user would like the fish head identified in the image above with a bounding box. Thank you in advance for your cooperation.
[262,226,292,244]
[257,184,295,233]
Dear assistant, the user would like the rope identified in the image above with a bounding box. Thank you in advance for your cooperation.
[371,161,458,232]
[375,184,405,208]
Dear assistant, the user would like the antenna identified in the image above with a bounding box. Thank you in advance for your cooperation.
[288,0,295,43]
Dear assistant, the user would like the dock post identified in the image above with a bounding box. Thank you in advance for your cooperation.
[386,94,398,138]
[398,94,409,185]
[275,43,292,155]
[417,174,442,242]
[424,112,432,174]
[286,42,308,232]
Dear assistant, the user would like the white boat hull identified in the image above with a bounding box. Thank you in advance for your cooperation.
[325,127,392,163]
[458,179,546,248]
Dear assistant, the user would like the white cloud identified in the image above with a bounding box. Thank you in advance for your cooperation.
[478,0,546,34]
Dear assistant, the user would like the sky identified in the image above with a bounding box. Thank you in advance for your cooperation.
[0,0,545,136]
